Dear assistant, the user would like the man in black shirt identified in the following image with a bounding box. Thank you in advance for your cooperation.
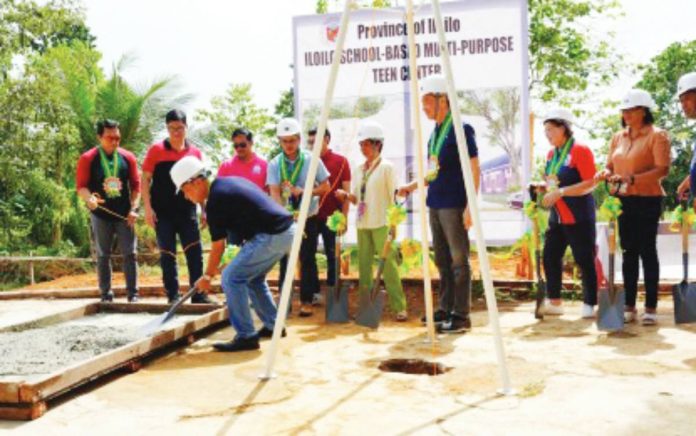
[171,156,295,352]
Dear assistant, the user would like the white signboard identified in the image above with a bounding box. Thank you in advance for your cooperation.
[293,0,530,245]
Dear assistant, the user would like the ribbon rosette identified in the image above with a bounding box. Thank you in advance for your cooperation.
[599,196,622,222]
[669,204,696,232]
[327,210,347,233]
[387,203,407,227]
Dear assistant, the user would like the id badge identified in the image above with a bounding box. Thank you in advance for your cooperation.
[103,177,122,198]
[426,156,439,181]
[281,182,292,200]
[546,175,559,192]
[357,201,367,219]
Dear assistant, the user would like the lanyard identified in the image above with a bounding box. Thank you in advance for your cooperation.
[359,157,381,202]
[428,111,453,159]
[280,151,305,185]
[98,147,119,178]
[546,137,574,177]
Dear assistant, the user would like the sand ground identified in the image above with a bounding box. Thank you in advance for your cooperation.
[0,297,695,436]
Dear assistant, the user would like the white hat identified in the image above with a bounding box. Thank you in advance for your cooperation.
[677,72,696,97]
[619,89,656,111]
[420,74,448,96]
[276,118,301,137]
[542,107,574,124]
[356,120,384,142]
[170,155,206,193]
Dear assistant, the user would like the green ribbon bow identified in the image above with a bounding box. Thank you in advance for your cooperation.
[326,210,347,233]
[669,204,696,232]
[387,203,407,227]
[598,196,622,222]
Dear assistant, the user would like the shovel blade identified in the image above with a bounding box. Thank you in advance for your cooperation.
[598,289,625,331]
[138,312,168,337]
[673,282,696,324]
[534,282,546,320]
[355,290,385,329]
[325,284,350,323]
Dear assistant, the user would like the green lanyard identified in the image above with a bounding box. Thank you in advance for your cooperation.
[428,111,453,158]
[359,157,381,202]
[280,151,305,185]
[98,147,119,179]
[546,137,574,177]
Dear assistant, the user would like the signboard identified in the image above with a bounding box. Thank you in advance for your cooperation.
[293,0,530,245]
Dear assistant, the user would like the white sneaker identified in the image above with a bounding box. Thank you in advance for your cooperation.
[311,293,324,306]
[624,310,637,323]
[641,312,657,326]
[581,304,595,319]
[544,300,564,316]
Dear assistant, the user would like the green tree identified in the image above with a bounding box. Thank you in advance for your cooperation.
[275,87,295,119]
[636,41,696,210]
[195,83,277,165]
[528,0,622,103]
[460,88,521,185]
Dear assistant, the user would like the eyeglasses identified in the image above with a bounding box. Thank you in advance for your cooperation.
[167,126,186,133]
[233,142,248,149]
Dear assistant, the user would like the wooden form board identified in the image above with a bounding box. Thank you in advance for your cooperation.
[0,302,227,420]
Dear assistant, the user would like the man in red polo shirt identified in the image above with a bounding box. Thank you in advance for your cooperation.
[76,119,140,302]
[142,109,212,304]
[217,128,268,191]
[308,126,351,304]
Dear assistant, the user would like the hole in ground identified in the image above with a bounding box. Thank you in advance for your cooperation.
[378,358,452,376]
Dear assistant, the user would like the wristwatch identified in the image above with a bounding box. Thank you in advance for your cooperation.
[559,188,566,196]
[201,274,212,281]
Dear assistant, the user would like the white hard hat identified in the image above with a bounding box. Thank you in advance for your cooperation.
[542,107,574,125]
[420,74,448,96]
[619,89,656,111]
[356,120,384,142]
[677,72,696,97]
[276,118,301,137]
[170,155,206,193]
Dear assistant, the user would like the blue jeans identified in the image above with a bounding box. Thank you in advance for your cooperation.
[155,214,203,300]
[221,225,295,339]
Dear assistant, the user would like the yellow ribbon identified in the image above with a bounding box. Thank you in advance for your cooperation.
[669,205,696,232]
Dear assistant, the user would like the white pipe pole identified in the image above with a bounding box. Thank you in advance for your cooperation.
[260,0,352,380]
[405,0,436,344]
[429,0,514,395]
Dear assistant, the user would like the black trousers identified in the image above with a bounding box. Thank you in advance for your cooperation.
[279,216,320,304]
[618,196,662,309]
[543,220,598,306]
[317,219,337,286]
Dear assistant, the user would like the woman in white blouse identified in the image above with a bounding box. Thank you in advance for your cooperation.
[336,121,407,321]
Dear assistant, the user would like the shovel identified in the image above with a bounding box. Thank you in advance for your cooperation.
[139,286,199,336]
[598,211,625,331]
[355,227,395,329]
[326,236,350,323]
[529,183,546,320]
[673,199,696,324]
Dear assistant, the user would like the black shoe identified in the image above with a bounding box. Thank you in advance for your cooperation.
[257,326,287,339]
[101,292,114,302]
[127,294,139,303]
[191,292,215,304]
[421,309,448,325]
[213,337,260,352]
[167,294,181,304]
[437,314,471,334]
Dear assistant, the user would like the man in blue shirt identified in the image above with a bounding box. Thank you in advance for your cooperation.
[676,72,696,207]
[267,118,330,317]
[398,74,480,333]
[171,156,295,352]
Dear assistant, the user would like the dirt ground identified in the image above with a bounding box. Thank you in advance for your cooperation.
[1,296,695,435]
[15,253,526,291]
